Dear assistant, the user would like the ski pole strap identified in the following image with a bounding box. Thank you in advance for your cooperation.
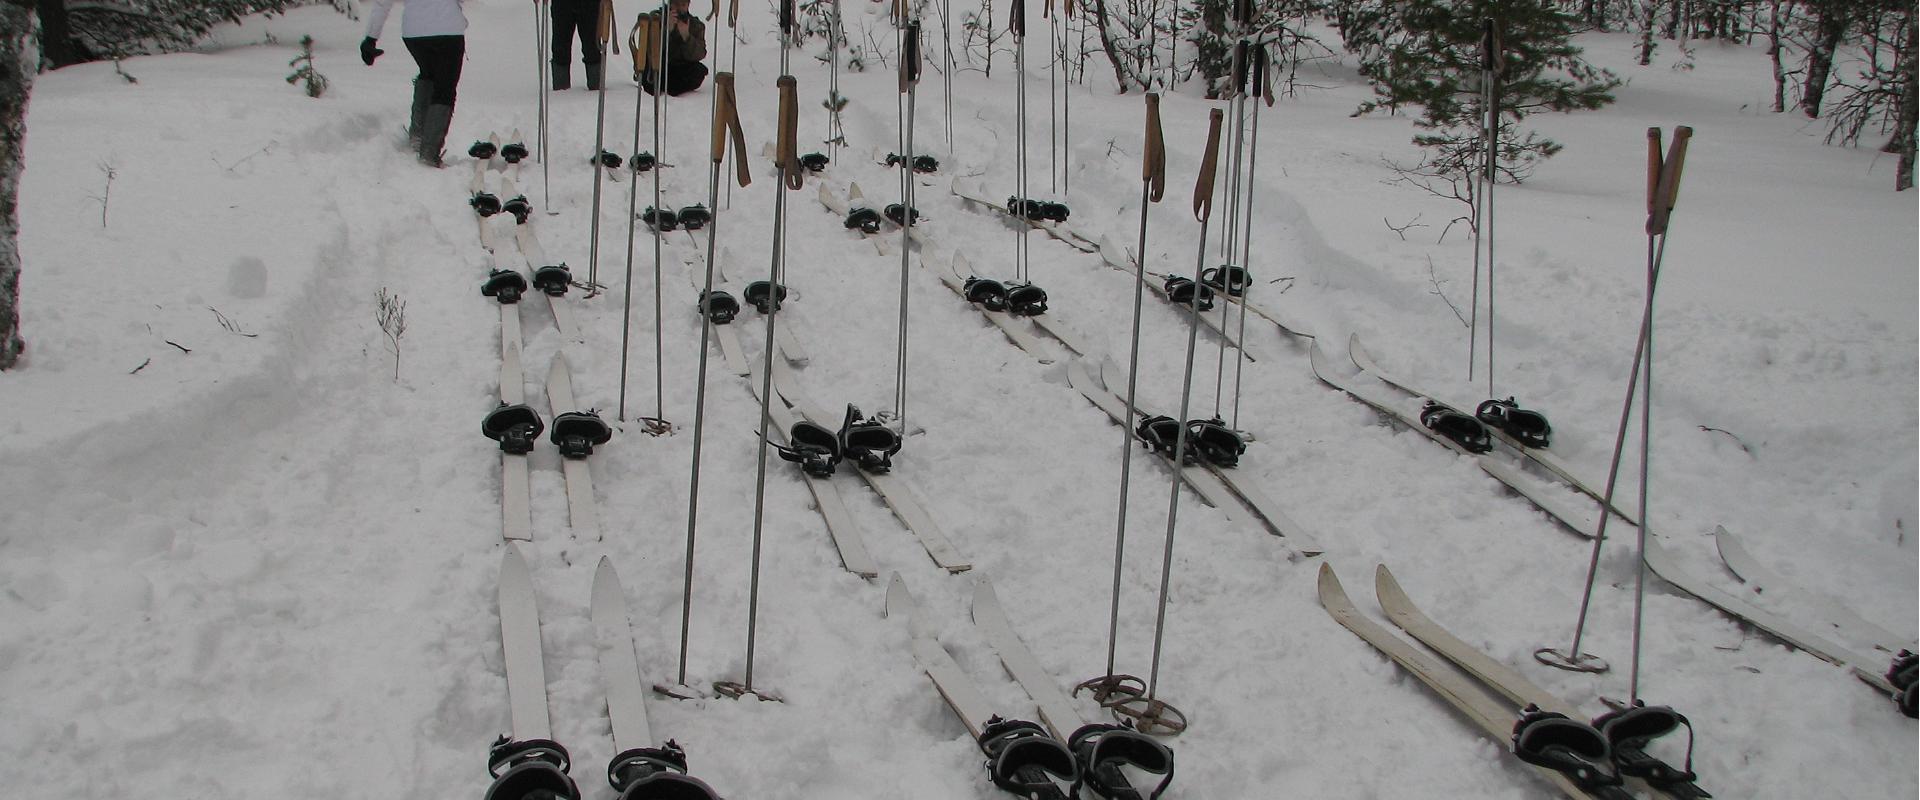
[1647,126,1691,235]
[711,73,751,186]
[1481,19,1505,78]
[1252,44,1273,106]
[899,22,922,92]
[1193,108,1224,222]
[1230,40,1249,97]
[1230,0,1252,31]
[777,75,803,190]
[728,0,740,27]
[1144,93,1166,202]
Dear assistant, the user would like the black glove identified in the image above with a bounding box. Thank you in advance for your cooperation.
[360,37,383,66]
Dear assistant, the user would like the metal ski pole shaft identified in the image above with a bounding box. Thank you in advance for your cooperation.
[1011,0,1029,285]
[616,48,650,422]
[1048,12,1058,195]
[586,15,616,289]
[1539,126,1690,677]
[676,72,747,689]
[1103,93,1167,679]
[1147,108,1224,704]
[538,0,553,210]
[1230,46,1268,432]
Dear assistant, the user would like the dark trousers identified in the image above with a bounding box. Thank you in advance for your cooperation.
[640,60,708,96]
[550,0,603,72]
[403,35,464,106]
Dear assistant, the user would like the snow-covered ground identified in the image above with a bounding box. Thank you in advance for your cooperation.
[3,2,1914,798]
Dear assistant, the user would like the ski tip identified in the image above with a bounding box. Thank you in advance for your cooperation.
[1315,562,1347,605]
[970,577,996,619]
[593,555,619,588]
[883,572,911,620]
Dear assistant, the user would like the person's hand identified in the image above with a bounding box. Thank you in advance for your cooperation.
[360,37,383,66]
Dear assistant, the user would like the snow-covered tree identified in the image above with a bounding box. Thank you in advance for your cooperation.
[1336,0,1621,180]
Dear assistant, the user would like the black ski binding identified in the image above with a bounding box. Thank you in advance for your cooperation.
[677,204,712,231]
[594,150,624,170]
[1889,650,1918,718]
[642,206,680,232]
[698,290,739,324]
[799,152,830,172]
[630,152,657,173]
[501,141,529,164]
[486,737,580,800]
[1592,701,1709,797]
[776,418,841,477]
[964,277,1009,311]
[551,410,613,458]
[1187,417,1247,468]
[1510,705,1625,793]
[884,152,939,173]
[1161,276,1215,311]
[839,404,900,473]
[606,741,721,800]
[483,269,530,305]
[1200,265,1252,297]
[1135,415,1197,465]
[884,203,921,226]
[744,281,787,314]
[483,404,545,455]
[533,264,573,297]
[845,206,883,234]
[978,716,1078,799]
[1476,397,1552,448]
[1068,723,1175,800]
[472,191,503,218]
[1005,283,1048,316]
[469,140,499,160]
[504,194,533,224]
[1421,401,1493,453]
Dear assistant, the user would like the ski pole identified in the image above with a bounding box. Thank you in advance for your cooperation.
[1211,40,1249,421]
[1144,107,1224,728]
[537,0,552,211]
[736,74,801,701]
[1011,0,1030,285]
[585,1,616,290]
[1537,126,1691,679]
[1101,93,1167,682]
[894,21,922,434]
[675,71,750,691]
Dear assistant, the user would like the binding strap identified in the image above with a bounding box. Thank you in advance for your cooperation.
[1510,706,1623,791]
[1068,724,1175,800]
[485,737,581,800]
[978,717,1077,795]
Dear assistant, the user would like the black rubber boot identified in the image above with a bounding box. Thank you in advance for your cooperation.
[418,104,454,168]
[408,78,434,149]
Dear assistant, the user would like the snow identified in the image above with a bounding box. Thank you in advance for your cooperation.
[2,2,1914,798]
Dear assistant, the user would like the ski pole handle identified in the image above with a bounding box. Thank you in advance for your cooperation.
[1144,93,1166,203]
[1231,40,1249,98]
[1647,126,1692,235]
[1253,44,1273,106]
[1644,127,1662,220]
[1193,108,1224,222]
[1481,19,1504,78]
[777,75,803,189]
[599,0,617,53]
[1009,0,1025,39]
[1231,0,1252,31]
[780,0,795,37]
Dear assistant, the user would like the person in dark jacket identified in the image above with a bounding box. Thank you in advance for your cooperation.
[549,0,605,90]
[631,0,708,96]
[360,0,467,167]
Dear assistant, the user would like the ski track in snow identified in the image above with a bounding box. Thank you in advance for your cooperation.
[1,4,1914,799]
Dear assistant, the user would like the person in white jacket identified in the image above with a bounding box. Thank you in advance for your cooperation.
[360,0,468,167]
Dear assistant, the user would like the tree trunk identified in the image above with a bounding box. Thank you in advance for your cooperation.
[1,1,34,370]
[34,0,79,67]
[1800,2,1848,118]
[1638,0,1659,65]
[1085,0,1145,92]
[1768,0,1785,112]
[1895,8,1916,190]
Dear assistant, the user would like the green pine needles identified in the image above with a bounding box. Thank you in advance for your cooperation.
[286,35,328,98]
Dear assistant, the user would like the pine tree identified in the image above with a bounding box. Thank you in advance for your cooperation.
[1337,0,1621,180]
